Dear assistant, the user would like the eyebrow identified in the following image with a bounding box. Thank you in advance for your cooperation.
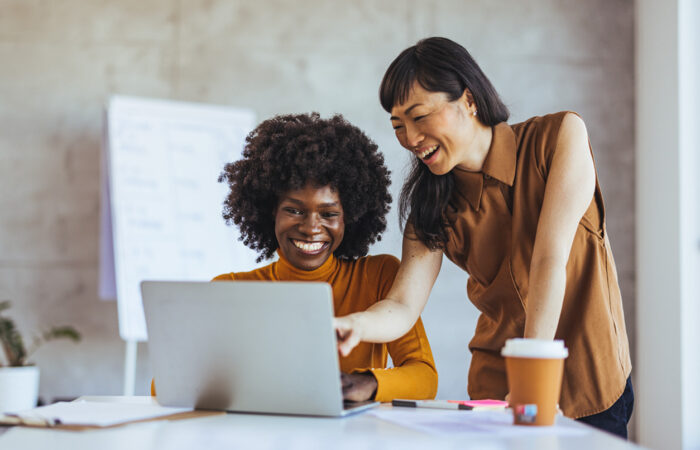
[390,103,423,121]
[282,198,340,208]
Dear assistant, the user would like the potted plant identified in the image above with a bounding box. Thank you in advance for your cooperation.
[0,300,81,412]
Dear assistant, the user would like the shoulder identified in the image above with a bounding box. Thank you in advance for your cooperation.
[346,254,400,301]
[211,261,277,281]
[511,111,586,175]
[556,112,588,146]
[211,273,235,281]
[350,254,400,281]
[511,111,578,138]
[360,253,400,272]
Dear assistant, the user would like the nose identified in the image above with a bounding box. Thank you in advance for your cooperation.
[299,212,322,234]
[404,123,424,149]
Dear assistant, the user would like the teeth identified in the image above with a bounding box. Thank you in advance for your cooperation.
[293,240,324,252]
[417,145,438,159]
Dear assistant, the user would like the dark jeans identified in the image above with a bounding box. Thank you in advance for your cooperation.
[577,376,634,439]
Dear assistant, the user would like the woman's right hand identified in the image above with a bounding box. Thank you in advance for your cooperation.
[334,314,364,356]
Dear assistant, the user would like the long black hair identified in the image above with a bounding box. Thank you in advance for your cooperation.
[379,37,510,250]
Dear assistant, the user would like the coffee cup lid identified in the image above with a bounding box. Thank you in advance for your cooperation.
[501,338,568,359]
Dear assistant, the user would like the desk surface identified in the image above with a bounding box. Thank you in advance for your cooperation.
[0,397,645,450]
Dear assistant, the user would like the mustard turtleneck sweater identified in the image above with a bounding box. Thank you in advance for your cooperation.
[152,252,437,402]
[213,252,437,402]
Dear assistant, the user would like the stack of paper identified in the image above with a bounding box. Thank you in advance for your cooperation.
[0,399,221,430]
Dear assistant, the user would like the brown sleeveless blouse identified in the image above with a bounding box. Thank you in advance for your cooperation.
[442,111,631,418]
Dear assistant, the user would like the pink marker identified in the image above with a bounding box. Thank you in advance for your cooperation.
[447,399,509,410]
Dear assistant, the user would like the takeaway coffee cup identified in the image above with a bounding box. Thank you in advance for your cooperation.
[501,338,568,426]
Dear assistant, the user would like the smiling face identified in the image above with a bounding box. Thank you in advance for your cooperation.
[274,183,345,271]
[390,82,491,175]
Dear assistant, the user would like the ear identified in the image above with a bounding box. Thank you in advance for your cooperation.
[461,88,475,108]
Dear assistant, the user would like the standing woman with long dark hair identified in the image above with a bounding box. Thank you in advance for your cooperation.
[335,37,633,438]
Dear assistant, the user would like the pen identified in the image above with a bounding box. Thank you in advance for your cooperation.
[2,413,60,427]
[392,399,473,410]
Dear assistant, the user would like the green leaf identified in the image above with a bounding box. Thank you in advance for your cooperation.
[42,326,81,343]
[0,301,81,367]
[0,317,27,366]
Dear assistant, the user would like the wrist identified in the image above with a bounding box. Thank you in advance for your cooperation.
[523,326,556,340]
[347,312,366,341]
[523,315,557,340]
[362,371,379,400]
[367,371,378,395]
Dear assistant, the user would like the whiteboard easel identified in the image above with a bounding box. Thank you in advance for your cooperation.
[99,96,263,394]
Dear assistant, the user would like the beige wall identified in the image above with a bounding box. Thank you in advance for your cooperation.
[0,0,634,402]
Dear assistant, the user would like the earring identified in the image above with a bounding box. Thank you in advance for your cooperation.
[472,110,477,117]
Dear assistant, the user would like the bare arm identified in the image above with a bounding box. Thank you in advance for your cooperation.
[335,229,442,356]
[524,113,596,339]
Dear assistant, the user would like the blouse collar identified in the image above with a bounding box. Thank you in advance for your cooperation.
[452,122,516,211]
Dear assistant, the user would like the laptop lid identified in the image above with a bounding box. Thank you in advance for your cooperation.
[141,280,375,417]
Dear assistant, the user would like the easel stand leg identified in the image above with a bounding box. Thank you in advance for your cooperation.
[123,340,137,396]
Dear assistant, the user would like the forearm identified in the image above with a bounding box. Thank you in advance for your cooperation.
[523,112,594,340]
[523,257,567,340]
[343,298,421,343]
[335,233,442,356]
[370,360,438,402]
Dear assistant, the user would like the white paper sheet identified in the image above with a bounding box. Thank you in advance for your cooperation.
[369,408,589,437]
[99,96,264,341]
[5,400,192,427]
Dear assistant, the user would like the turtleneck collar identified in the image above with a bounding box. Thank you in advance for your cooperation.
[273,250,340,281]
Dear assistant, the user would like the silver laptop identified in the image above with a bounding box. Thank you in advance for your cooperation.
[141,280,378,417]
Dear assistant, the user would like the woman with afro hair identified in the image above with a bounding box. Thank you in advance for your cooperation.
[213,112,437,402]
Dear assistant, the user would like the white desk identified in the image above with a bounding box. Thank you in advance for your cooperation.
[0,397,645,450]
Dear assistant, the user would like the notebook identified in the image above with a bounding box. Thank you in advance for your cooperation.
[141,280,378,417]
[0,398,222,430]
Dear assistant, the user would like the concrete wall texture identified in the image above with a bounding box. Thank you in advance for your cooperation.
[0,0,634,402]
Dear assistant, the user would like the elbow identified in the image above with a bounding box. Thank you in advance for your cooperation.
[405,360,439,400]
[530,254,568,273]
[427,367,438,399]
[384,298,424,339]
[418,360,439,400]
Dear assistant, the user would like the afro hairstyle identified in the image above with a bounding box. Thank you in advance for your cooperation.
[219,112,392,262]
